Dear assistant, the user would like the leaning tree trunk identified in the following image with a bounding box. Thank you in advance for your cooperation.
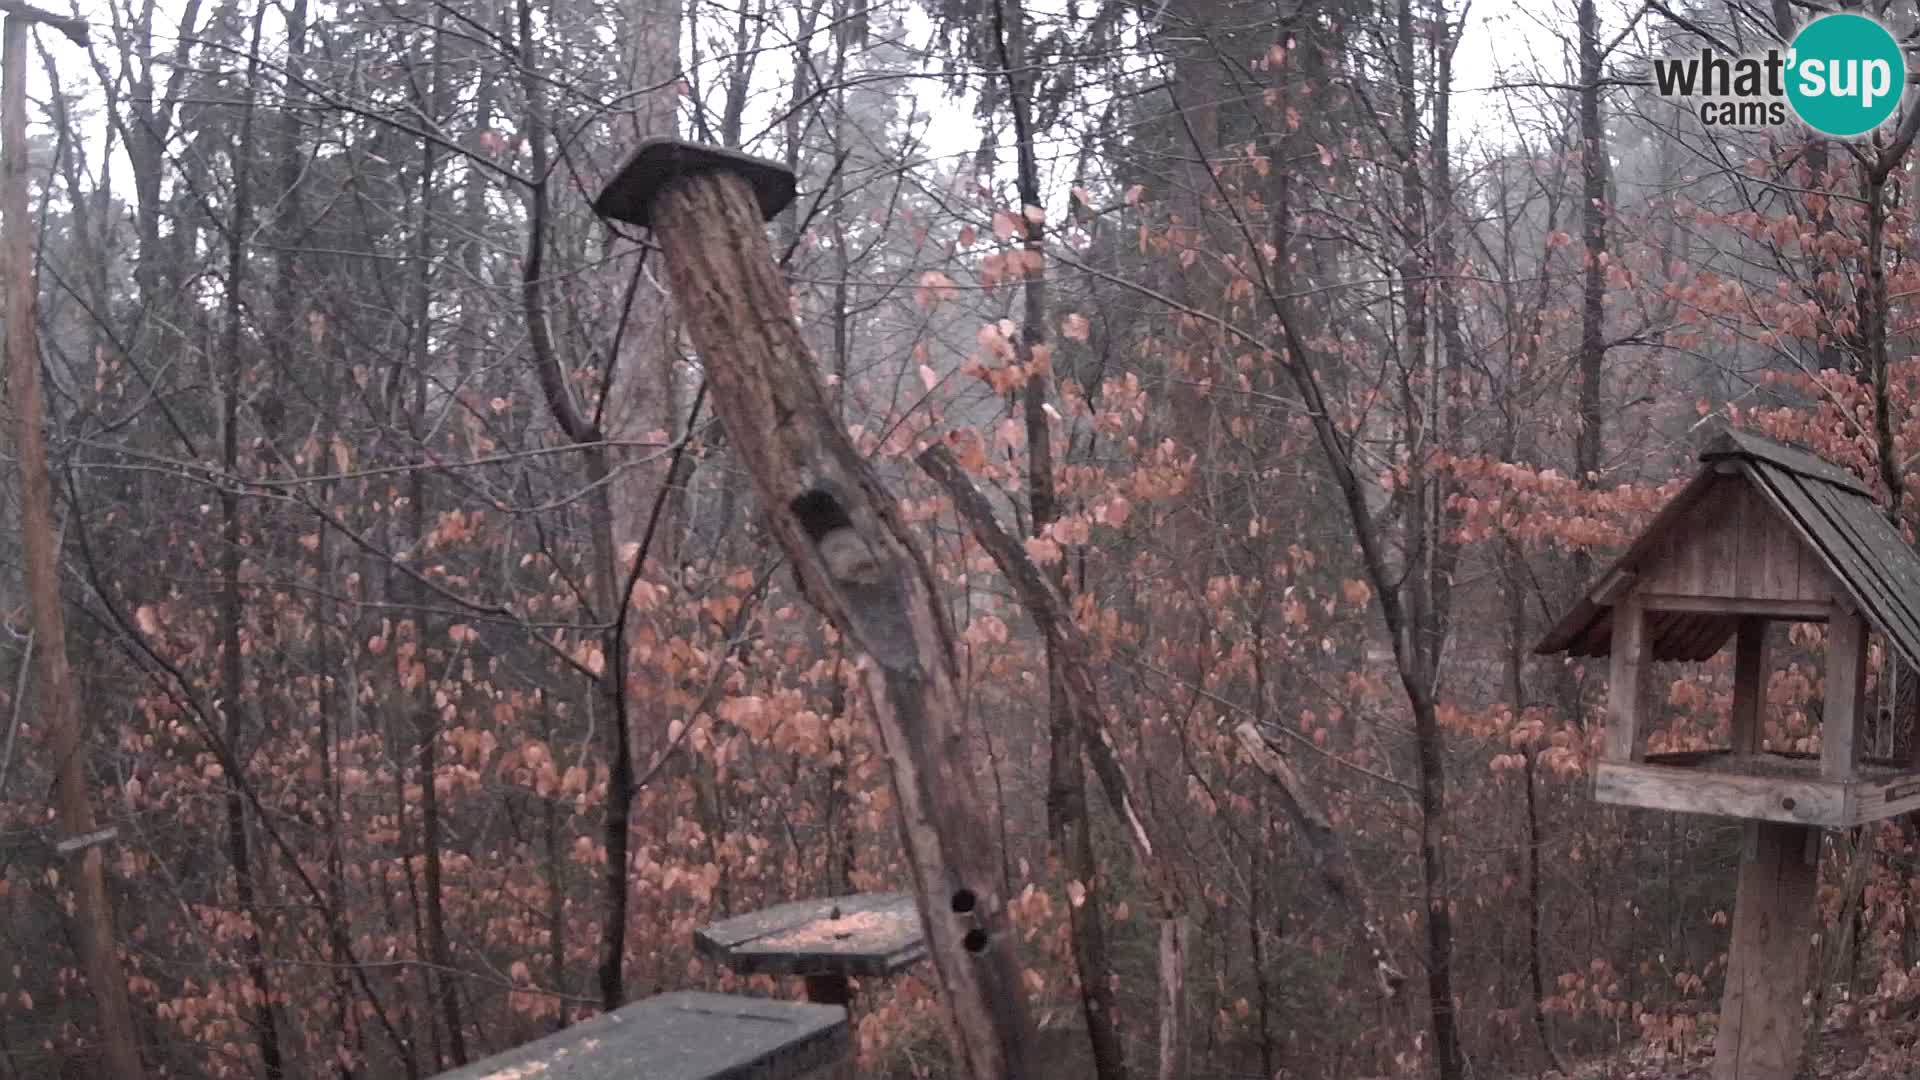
[618,146,1036,1079]
[921,444,1191,1079]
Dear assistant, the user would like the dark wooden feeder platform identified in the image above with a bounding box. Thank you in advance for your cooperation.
[431,991,848,1080]
[694,892,926,1006]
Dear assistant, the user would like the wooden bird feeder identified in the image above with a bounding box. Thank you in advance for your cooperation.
[1538,428,1920,1080]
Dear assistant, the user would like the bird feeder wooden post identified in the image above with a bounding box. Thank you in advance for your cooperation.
[1539,430,1920,1080]
[593,139,1034,1080]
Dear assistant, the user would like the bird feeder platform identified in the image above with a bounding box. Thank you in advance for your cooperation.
[430,991,848,1080]
[694,892,926,1006]
[1539,428,1920,1080]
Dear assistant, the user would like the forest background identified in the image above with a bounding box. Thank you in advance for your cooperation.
[2,0,1915,1075]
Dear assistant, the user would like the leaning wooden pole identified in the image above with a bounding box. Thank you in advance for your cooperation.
[2,13,144,1078]
[594,140,1035,1079]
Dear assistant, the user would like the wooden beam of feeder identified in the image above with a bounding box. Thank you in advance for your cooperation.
[693,893,927,979]
[1713,821,1818,1080]
[432,992,848,1080]
[610,142,1033,1080]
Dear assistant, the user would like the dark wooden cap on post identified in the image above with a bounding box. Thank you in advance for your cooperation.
[594,138,798,229]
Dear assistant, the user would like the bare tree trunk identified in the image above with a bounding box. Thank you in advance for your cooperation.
[1,15,146,1078]
[1574,0,1608,495]
[989,0,1128,1075]
[516,0,633,1009]
[1391,0,1463,1071]
[1231,723,1405,995]
[1502,533,1568,1074]
[218,9,283,1074]
[606,0,683,553]
[407,17,465,1064]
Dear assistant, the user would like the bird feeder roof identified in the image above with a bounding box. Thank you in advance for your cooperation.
[1536,429,1920,667]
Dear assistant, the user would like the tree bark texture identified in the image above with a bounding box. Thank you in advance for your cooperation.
[645,168,1035,1080]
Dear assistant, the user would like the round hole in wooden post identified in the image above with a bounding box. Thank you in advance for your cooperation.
[950,889,977,914]
[962,929,989,953]
[1781,797,1796,812]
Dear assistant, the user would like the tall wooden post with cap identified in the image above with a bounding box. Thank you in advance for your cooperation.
[0,6,145,1078]
[594,139,1035,1079]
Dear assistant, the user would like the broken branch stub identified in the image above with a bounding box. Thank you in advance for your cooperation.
[1231,722,1406,998]
[600,139,1034,1080]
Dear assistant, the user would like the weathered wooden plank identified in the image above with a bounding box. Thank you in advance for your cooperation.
[1644,480,1726,596]
[1796,539,1832,603]
[430,992,849,1080]
[1731,619,1767,757]
[1591,568,1637,606]
[694,893,927,979]
[1703,481,1742,597]
[1640,480,1800,604]
[1712,821,1819,1080]
[1824,604,1867,781]
[1730,480,1762,599]
[1607,596,1650,762]
[1845,769,1920,824]
[1592,761,1846,826]
[1827,488,1920,666]
[1535,470,1723,655]
[1638,596,1830,620]
[1754,483,1798,599]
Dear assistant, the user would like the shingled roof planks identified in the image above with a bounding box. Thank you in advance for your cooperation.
[1537,428,1920,670]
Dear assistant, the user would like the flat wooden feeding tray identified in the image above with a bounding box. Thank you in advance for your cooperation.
[694,893,926,979]
[430,991,847,1080]
[1596,749,1920,827]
